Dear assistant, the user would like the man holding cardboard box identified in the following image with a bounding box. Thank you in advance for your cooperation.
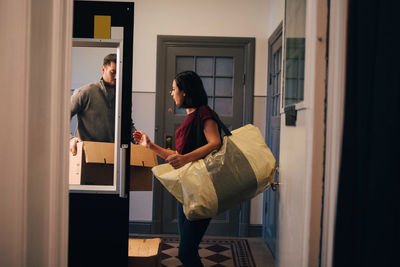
[70,53,117,154]
[69,53,135,155]
[69,53,144,187]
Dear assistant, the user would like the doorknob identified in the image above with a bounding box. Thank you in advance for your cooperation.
[271,166,280,191]
[166,135,173,149]
[271,182,280,191]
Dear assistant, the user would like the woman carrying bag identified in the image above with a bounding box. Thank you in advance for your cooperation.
[133,71,221,267]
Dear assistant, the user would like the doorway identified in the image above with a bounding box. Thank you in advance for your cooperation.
[68,2,134,266]
[153,36,255,236]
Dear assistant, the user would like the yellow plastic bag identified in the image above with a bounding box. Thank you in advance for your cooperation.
[152,124,276,220]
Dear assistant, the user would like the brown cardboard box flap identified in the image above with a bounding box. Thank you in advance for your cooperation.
[130,144,158,167]
[70,141,156,190]
[82,142,157,167]
[83,141,114,164]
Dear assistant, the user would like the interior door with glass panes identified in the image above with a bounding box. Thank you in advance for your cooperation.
[161,46,245,236]
[263,24,282,257]
[68,2,134,266]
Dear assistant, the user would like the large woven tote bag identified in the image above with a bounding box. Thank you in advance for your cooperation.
[152,122,276,221]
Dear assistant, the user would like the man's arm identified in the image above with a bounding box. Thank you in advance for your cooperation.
[70,88,84,155]
[70,88,83,119]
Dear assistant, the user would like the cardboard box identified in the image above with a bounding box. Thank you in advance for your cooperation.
[128,238,162,267]
[69,141,157,191]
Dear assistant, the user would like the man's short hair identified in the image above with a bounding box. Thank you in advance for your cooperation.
[103,53,116,66]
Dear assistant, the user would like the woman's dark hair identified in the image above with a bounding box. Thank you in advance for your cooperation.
[174,71,208,108]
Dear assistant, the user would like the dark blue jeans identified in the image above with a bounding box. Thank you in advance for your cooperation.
[177,202,211,267]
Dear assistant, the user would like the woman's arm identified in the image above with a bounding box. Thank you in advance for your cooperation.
[166,119,221,169]
[133,131,176,159]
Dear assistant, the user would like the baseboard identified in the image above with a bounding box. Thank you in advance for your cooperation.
[248,225,262,237]
[129,221,263,237]
[129,221,153,234]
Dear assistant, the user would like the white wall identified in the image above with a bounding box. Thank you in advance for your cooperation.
[130,0,284,224]
[71,47,117,89]
[277,0,327,266]
[0,1,30,265]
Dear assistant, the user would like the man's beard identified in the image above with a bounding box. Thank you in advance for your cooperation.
[104,80,116,89]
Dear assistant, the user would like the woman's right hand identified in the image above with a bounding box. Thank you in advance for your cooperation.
[133,131,151,148]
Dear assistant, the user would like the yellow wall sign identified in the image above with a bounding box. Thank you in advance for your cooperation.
[94,15,111,39]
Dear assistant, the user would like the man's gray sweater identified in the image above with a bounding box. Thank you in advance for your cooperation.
[71,79,115,142]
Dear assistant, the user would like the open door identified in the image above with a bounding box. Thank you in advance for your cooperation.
[263,23,282,257]
[68,2,134,266]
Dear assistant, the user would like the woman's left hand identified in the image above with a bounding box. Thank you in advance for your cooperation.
[166,153,188,169]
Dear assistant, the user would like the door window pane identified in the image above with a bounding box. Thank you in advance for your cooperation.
[285,79,299,106]
[215,78,233,97]
[208,97,214,109]
[196,57,214,76]
[214,98,233,116]
[272,98,276,116]
[274,75,279,95]
[216,57,233,76]
[175,55,235,118]
[284,0,306,106]
[201,77,214,96]
[176,56,194,73]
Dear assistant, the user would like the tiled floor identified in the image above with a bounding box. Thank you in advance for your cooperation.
[132,234,275,267]
[162,239,237,267]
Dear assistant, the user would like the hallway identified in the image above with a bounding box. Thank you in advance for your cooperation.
[8,0,399,266]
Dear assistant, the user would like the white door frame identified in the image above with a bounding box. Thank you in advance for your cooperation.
[0,0,73,266]
[320,1,348,266]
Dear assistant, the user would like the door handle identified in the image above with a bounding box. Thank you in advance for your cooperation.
[166,135,173,149]
[271,182,280,191]
[271,166,280,191]
[119,144,128,198]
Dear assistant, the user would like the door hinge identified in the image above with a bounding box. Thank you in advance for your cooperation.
[242,73,246,85]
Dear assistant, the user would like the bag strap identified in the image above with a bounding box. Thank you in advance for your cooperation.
[211,111,232,136]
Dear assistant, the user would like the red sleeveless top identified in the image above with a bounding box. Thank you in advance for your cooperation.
[175,105,216,155]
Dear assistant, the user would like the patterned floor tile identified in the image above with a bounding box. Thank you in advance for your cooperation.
[159,237,256,267]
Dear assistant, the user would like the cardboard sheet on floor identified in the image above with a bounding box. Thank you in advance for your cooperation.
[128,238,162,267]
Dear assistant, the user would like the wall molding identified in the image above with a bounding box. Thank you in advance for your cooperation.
[129,221,153,234]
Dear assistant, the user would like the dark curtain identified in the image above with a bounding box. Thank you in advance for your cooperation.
[333,0,399,266]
